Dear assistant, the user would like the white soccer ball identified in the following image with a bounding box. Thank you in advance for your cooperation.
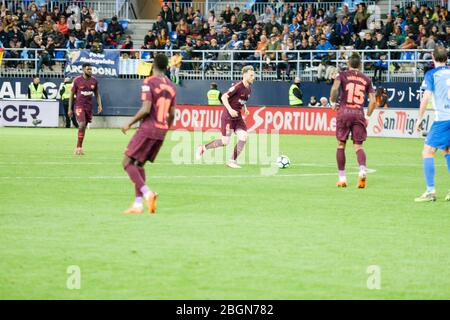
[276,155,290,169]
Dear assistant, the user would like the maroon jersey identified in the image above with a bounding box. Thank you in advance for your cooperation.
[224,81,251,118]
[139,75,176,140]
[72,75,98,111]
[336,69,374,114]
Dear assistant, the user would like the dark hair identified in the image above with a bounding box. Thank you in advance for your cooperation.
[348,52,361,69]
[33,75,39,79]
[153,54,169,71]
[433,46,448,63]
[82,62,92,68]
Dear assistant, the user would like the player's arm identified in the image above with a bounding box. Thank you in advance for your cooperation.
[329,79,340,111]
[121,100,152,134]
[221,92,238,117]
[415,90,431,133]
[68,91,75,117]
[366,92,376,117]
[168,103,176,128]
[94,86,102,114]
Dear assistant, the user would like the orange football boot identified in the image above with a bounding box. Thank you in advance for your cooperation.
[357,176,366,189]
[146,192,158,214]
[336,181,348,188]
[123,206,144,215]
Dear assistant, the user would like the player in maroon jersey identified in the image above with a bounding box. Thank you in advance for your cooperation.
[196,66,255,168]
[329,53,376,188]
[121,54,176,215]
[68,63,103,155]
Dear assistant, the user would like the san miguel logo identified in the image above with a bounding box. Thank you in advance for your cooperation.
[373,111,430,135]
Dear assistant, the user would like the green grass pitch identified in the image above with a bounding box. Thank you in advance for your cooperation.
[1,127,449,299]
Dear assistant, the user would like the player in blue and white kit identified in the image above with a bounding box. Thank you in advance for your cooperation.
[415,47,450,202]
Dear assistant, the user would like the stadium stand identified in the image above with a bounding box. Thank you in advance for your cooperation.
[0,0,448,82]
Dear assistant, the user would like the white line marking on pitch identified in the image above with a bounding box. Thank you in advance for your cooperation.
[0,168,376,180]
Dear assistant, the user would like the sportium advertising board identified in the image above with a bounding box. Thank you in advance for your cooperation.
[172,105,435,138]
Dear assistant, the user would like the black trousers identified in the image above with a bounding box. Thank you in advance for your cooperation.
[62,100,79,128]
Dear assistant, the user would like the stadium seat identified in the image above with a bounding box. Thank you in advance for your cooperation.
[119,20,129,31]
[169,31,177,44]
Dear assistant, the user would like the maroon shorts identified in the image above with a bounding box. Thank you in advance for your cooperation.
[221,113,247,136]
[336,110,367,144]
[75,107,93,124]
[125,131,164,164]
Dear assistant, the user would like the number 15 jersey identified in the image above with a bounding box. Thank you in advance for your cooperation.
[336,69,374,115]
[139,75,177,140]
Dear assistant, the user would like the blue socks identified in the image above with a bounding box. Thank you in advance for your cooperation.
[446,154,450,173]
[424,158,435,193]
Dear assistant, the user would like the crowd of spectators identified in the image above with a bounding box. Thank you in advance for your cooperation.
[145,1,450,81]
[0,1,127,71]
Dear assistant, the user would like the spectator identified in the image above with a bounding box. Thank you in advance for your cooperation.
[315,35,334,59]
[37,36,55,71]
[18,14,32,32]
[242,8,256,28]
[277,38,296,80]
[160,4,173,32]
[51,6,61,22]
[56,16,69,36]
[173,6,186,26]
[82,16,95,33]
[86,28,101,49]
[319,97,330,108]
[71,23,85,48]
[170,52,182,84]
[191,17,203,38]
[281,3,294,25]
[42,15,55,33]
[158,28,169,47]
[336,16,353,46]
[36,5,49,24]
[220,5,233,24]
[373,54,388,82]
[106,16,124,46]
[265,15,281,35]
[308,96,320,107]
[120,35,133,57]
[153,14,168,35]
[89,8,99,23]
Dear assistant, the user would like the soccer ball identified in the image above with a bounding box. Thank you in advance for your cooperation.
[276,155,290,169]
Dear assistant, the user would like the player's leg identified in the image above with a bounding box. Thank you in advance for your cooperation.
[197,117,231,159]
[336,140,347,187]
[122,156,144,214]
[75,108,86,155]
[444,147,450,201]
[351,118,368,188]
[415,121,449,202]
[415,144,438,202]
[335,117,350,187]
[228,129,247,168]
[353,143,367,188]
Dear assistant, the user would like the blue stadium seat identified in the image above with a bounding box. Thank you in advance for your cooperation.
[169,31,177,43]
[119,20,129,31]
[55,51,66,60]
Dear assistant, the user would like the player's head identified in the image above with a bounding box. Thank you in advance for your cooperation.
[242,66,255,85]
[348,52,362,70]
[82,63,92,77]
[432,46,448,65]
[153,54,169,74]
[33,75,40,84]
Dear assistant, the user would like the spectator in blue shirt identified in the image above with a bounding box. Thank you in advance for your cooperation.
[315,36,334,59]
[289,17,300,33]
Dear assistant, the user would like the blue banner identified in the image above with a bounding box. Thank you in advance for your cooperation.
[64,50,120,78]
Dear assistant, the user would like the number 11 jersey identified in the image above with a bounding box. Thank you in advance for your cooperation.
[139,75,177,140]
